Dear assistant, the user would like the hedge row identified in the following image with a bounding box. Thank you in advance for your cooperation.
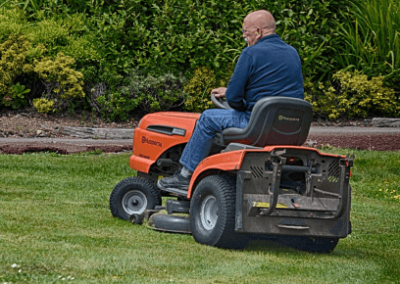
[0,0,399,120]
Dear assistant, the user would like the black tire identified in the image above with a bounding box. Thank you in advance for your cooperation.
[278,236,339,253]
[110,177,161,221]
[190,175,249,249]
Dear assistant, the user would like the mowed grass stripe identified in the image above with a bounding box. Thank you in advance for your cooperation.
[0,151,399,283]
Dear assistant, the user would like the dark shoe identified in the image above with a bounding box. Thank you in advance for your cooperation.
[157,172,191,191]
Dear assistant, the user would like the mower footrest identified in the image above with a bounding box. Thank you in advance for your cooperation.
[159,187,188,197]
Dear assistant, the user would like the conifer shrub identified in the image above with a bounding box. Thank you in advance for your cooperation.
[0,33,85,112]
[32,98,54,113]
[184,67,217,113]
[34,53,85,111]
[0,34,33,107]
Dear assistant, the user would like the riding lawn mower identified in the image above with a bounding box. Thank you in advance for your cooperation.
[110,95,354,253]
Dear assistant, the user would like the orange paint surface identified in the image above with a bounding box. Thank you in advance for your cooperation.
[187,145,349,198]
[130,112,200,173]
[187,150,247,198]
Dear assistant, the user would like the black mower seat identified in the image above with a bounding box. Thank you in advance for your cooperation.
[215,97,312,147]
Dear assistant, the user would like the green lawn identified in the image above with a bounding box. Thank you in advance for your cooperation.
[0,150,399,284]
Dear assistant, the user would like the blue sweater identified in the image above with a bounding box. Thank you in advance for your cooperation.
[226,34,304,111]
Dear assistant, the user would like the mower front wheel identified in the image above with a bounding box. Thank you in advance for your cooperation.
[110,177,161,221]
[190,175,249,249]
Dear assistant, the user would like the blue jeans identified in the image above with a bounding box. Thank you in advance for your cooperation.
[180,109,251,172]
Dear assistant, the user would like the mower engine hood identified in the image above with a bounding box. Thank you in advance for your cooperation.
[131,112,201,173]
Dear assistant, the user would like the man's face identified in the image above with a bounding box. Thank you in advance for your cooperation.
[242,21,258,47]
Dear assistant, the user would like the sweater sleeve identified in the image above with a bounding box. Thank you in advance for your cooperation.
[225,51,253,111]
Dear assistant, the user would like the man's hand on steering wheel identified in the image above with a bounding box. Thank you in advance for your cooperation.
[210,87,227,98]
[210,87,232,110]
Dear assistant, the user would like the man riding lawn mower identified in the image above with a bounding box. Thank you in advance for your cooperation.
[109,10,353,253]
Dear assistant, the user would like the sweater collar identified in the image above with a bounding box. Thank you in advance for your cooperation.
[255,34,280,45]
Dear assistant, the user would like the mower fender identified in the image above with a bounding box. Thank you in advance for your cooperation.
[187,150,246,198]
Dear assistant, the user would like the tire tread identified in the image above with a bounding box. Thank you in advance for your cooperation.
[110,177,161,220]
[190,175,248,249]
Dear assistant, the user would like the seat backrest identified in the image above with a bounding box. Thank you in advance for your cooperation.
[221,97,313,147]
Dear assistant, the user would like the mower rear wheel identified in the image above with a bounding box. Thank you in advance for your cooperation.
[190,175,249,249]
[110,177,161,221]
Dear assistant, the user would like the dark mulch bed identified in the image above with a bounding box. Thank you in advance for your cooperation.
[1,132,399,155]
[306,133,400,151]
[0,142,132,155]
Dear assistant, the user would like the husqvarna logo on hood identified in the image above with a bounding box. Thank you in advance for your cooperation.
[142,136,163,147]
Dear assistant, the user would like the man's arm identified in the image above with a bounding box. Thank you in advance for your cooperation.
[225,51,252,111]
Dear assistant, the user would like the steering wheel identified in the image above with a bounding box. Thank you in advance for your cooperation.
[211,93,233,110]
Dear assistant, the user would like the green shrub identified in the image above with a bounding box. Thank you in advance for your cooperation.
[9,82,30,109]
[57,35,100,64]
[0,8,26,42]
[34,52,85,111]
[96,90,139,122]
[21,14,102,66]
[304,79,345,120]
[184,67,217,113]
[32,98,54,113]
[0,33,85,111]
[120,70,187,113]
[306,70,399,119]
[0,34,33,107]
[333,70,399,118]
[28,18,69,47]
[90,70,187,121]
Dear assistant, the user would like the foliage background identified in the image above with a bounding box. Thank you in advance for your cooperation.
[0,0,399,120]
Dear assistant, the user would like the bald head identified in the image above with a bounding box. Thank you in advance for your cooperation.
[242,10,276,46]
[244,10,276,34]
